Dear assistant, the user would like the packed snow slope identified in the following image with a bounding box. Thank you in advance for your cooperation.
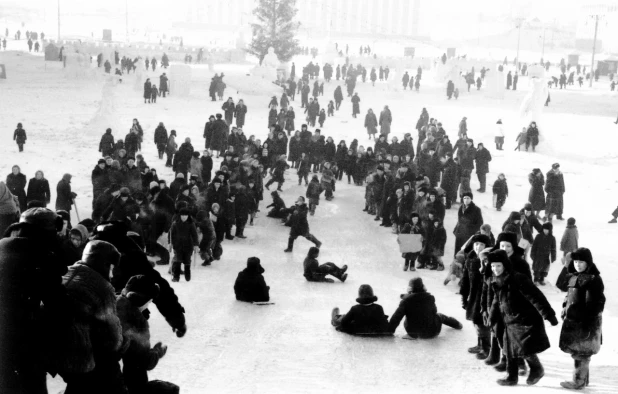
[1,45,617,393]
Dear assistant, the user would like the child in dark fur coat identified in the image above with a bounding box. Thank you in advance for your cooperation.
[331,284,390,335]
[492,173,508,211]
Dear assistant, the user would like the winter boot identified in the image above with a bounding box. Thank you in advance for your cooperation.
[476,337,491,360]
[609,218,617,223]
[403,259,409,271]
[497,358,519,386]
[307,234,322,248]
[560,358,589,390]
[519,357,528,376]
[468,338,482,354]
[525,354,544,385]
[331,307,340,326]
[440,315,463,330]
[284,238,294,253]
[484,336,501,365]
[494,355,507,372]
[339,265,348,275]
[171,260,181,282]
[184,265,191,282]
[339,273,348,283]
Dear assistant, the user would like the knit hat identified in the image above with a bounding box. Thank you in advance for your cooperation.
[408,277,425,293]
[461,191,474,199]
[20,208,61,232]
[122,275,160,307]
[356,284,378,305]
[98,158,106,164]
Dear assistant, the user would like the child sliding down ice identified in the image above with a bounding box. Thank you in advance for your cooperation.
[234,257,270,303]
[303,246,347,282]
[331,284,390,335]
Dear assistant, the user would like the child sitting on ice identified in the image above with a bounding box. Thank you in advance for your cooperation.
[331,284,391,335]
[304,246,347,283]
[492,173,508,211]
[266,191,288,219]
[234,257,270,303]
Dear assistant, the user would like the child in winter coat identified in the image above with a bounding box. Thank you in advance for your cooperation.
[492,173,508,211]
[297,152,310,186]
[247,180,258,225]
[150,84,158,103]
[559,217,579,256]
[265,155,289,191]
[327,101,335,116]
[318,109,326,127]
[515,127,527,151]
[427,218,447,270]
[364,173,374,214]
[13,123,27,152]
[234,257,270,303]
[320,162,335,200]
[399,213,424,271]
[531,222,556,285]
[331,284,390,335]
[170,208,198,282]
[116,275,177,393]
[306,175,323,215]
[444,252,465,286]
[458,169,472,202]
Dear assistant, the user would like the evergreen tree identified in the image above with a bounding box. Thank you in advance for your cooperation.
[248,0,301,63]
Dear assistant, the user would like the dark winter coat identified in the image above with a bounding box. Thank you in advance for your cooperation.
[55,175,76,211]
[338,303,390,335]
[154,125,168,146]
[531,231,556,273]
[460,251,485,324]
[222,101,235,125]
[364,112,378,135]
[234,104,247,128]
[101,195,140,223]
[454,202,483,241]
[93,229,186,333]
[99,130,115,156]
[0,231,70,389]
[492,178,508,199]
[124,165,142,193]
[234,260,270,302]
[427,222,447,256]
[61,261,123,373]
[457,145,476,171]
[559,261,604,356]
[210,119,229,152]
[474,148,492,174]
[26,177,51,206]
[388,291,443,338]
[440,158,459,202]
[528,172,546,211]
[489,270,556,358]
[13,128,27,144]
[288,137,302,162]
[289,203,310,237]
[545,170,565,197]
[170,218,198,252]
[6,173,27,211]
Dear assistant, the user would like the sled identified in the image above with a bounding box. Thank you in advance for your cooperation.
[252,301,275,305]
[397,234,423,253]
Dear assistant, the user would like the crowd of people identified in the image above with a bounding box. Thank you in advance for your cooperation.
[0,45,610,393]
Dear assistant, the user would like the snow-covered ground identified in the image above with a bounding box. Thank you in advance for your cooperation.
[2,38,618,393]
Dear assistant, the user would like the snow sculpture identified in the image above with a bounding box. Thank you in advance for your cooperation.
[169,64,192,97]
[519,64,549,128]
[63,46,91,79]
[252,46,279,81]
[133,57,145,92]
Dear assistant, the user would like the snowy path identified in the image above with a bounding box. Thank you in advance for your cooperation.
[1,51,616,393]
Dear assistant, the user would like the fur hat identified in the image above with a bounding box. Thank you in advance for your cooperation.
[410,212,420,219]
[567,217,576,226]
[78,218,96,234]
[523,203,533,211]
[119,187,131,197]
[98,158,106,164]
[56,210,71,223]
[487,249,511,271]
[408,277,425,293]
[471,233,491,247]
[20,208,61,232]
[179,207,191,216]
[491,232,523,255]
[212,178,222,184]
[81,240,120,280]
[570,248,593,266]
[356,284,378,305]
[542,222,553,233]
[122,275,160,307]
[509,211,521,222]
[246,257,265,274]
[461,191,474,199]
